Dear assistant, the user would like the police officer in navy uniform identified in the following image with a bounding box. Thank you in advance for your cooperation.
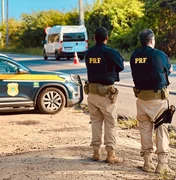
[130,29,174,174]
[85,27,124,163]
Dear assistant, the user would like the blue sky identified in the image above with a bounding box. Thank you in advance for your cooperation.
[1,0,95,21]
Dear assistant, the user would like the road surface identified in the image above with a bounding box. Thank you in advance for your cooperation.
[4,54,176,126]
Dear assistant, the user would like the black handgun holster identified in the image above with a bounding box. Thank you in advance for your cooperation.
[154,104,175,129]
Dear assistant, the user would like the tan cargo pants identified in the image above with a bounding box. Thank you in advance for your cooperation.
[136,98,170,156]
[87,93,118,149]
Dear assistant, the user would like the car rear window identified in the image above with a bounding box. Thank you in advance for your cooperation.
[63,33,85,42]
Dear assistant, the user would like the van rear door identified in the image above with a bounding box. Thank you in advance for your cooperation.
[62,32,87,53]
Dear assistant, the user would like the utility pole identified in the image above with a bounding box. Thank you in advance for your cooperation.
[78,0,84,25]
[1,0,4,24]
[6,0,9,48]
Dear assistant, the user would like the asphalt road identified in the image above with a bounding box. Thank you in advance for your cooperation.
[5,54,176,126]
[8,54,176,92]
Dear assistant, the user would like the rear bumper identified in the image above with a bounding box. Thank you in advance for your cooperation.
[67,75,84,106]
[60,51,86,57]
[44,49,86,58]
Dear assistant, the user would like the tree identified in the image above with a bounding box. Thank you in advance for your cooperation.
[85,0,144,49]
[19,10,79,48]
[0,0,175,57]
[140,0,176,56]
[0,18,22,48]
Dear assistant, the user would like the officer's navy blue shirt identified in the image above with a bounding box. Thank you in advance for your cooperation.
[85,42,124,85]
[130,45,171,90]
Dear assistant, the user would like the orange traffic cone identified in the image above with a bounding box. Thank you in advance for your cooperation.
[74,52,79,64]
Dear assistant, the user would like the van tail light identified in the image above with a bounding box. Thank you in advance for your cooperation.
[85,40,88,49]
[60,41,63,51]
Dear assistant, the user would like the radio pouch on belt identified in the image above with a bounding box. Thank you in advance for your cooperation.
[108,86,119,104]
[154,105,175,129]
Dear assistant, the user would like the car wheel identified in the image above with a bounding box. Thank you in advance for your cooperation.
[80,56,84,60]
[37,87,66,114]
[67,57,70,60]
[44,51,48,60]
[55,51,60,60]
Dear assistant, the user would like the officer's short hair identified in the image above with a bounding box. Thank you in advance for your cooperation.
[95,27,108,42]
[139,29,155,46]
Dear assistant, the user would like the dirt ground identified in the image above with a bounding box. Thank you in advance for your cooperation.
[0,105,176,180]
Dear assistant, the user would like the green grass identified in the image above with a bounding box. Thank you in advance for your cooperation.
[117,118,138,129]
[0,47,43,56]
[169,127,176,146]
[120,50,131,62]
[157,170,175,180]
[170,57,176,64]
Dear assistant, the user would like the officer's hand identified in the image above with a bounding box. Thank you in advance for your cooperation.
[169,65,173,73]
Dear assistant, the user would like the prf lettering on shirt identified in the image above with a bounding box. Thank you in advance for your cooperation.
[135,57,147,64]
[89,58,101,64]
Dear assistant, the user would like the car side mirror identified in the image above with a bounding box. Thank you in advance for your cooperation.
[16,68,28,74]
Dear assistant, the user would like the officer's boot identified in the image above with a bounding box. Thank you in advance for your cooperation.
[156,153,175,175]
[92,146,101,161]
[142,152,155,172]
[106,146,123,164]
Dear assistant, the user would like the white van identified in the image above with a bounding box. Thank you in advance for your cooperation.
[43,25,88,60]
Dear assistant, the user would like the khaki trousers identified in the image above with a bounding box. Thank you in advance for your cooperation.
[136,98,170,156]
[87,93,118,149]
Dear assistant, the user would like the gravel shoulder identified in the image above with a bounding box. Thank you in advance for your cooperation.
[0,105,176,180]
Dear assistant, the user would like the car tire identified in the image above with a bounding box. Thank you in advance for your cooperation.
[37,87,66,114]
[55,51,60,60]
[80,56,84,60]
[44,51,48,60]
[67,57,70,60]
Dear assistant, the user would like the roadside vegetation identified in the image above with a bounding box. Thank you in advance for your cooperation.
[118,118,176,147]
[1,47,176,64]
[78,104,176,147]
[0,47,43,56]
[0,0,175,59]
[117,115,176,147]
